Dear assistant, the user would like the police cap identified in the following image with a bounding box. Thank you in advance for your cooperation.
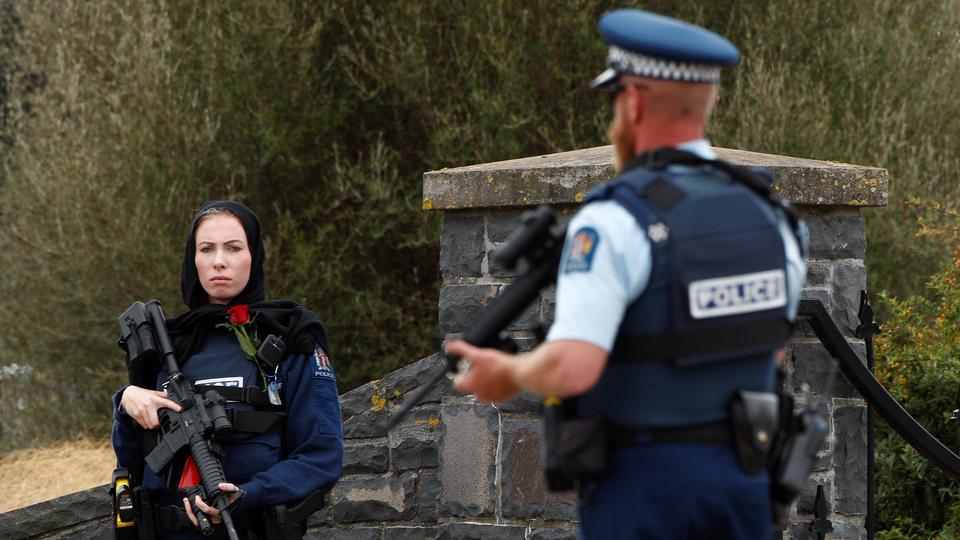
[590,9,740,89]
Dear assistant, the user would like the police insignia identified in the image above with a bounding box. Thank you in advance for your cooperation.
[313,346,335,380]
[562,227,600,274]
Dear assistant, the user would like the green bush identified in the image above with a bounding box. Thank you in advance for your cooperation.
[874,207,960,538]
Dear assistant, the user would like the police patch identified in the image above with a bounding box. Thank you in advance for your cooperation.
[195,376,243,388]
[313,346,335,380]
[562,227,600,274]
[688,269,787,319]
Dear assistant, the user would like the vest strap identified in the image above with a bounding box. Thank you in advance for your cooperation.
[197,384,280,409]
[227,409,286,434]
[612,318,792,363]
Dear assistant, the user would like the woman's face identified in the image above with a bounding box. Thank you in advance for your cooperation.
[194,214,252,305]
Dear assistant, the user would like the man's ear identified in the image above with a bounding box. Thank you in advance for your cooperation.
[627,88,645,127]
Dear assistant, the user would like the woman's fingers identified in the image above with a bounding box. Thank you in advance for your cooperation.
[194,495,221,523]
[183,497,199,528]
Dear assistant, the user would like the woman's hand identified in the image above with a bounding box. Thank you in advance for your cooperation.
[184,483,242,527]
[119,385,182,429]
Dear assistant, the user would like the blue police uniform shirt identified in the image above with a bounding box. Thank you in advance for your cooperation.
[547,139,805,350]
[111,328,343,535]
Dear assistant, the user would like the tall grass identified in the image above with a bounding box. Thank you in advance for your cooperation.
[1,0,959,464]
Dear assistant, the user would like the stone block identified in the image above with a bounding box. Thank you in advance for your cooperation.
[343,440,389,474]
[527,528,579,540]
[441,214,485,278]
[51,521,113,539]
[488,245,521,278]
[380,353,448,402]
[803,209,866,260]
[418,470,442,521]
[499,390,542,414]
[791,341,857,399]
[340,383,376,420]
[787,519,865,540]
[828,521,868,539]
[439,402,499,517]
[436,522,527,539]
[834,405,867,516]
[796,288,830,337]
[306,527,380,540]
[500,418,578,521]
[329,474,417,522]
[0,485,111,539]
[540,285,556,326]
[342,407,390,439]
[805,261,832,287]
[439,284,500,333]
[507,296,543,332]
[389,405,442,470]
[831,261,868,337]
[385,526,439,539]
[487,211,525,244]
[796,478,831,515]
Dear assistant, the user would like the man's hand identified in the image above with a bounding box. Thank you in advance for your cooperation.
[183,482,242,527]
[119,386,182,429]
[447,339,520,403]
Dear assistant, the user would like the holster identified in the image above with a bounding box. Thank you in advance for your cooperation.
[542,399,609,492]
[729,390,779,475]
[256,504,307,540]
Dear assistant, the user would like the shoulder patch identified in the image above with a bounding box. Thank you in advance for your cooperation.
[562,227,600,274]
[312,346,335,380]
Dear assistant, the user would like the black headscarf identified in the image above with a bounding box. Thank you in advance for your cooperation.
[167,200,330,363]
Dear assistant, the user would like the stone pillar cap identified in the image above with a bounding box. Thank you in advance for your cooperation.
[422,145,888,211]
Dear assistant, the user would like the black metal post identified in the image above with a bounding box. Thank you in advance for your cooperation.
[855,291,881,540]
[808,484,834,539]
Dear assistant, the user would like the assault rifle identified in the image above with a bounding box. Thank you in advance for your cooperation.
[118,300,240,540]
[388,206,566,428]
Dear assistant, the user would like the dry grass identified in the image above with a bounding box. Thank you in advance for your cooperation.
[0,439,114,513]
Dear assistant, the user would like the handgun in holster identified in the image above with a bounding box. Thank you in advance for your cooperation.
[542,397,609,492]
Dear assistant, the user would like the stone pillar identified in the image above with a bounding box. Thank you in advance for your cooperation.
[415,145,887,538]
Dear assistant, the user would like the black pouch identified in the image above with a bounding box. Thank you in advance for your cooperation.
[542,400,608,492]
[729,390,779,475]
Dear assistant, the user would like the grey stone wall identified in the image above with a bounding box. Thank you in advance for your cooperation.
[0,144,887,539]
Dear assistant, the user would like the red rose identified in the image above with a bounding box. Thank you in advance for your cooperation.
[227,304,251,325]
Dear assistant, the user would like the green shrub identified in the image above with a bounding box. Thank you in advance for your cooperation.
[875,206,960,538]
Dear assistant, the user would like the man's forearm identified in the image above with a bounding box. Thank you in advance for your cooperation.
[508,340,607,398]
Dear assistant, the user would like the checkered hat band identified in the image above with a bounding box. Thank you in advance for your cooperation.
[608,46,721,83]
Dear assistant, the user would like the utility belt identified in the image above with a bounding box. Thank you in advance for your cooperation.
[542,387,828,526]
[111,468,322,540]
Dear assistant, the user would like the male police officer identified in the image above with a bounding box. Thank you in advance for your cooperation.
[447,8,807,540]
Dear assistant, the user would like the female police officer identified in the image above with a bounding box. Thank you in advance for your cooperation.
[112,200,343,538]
